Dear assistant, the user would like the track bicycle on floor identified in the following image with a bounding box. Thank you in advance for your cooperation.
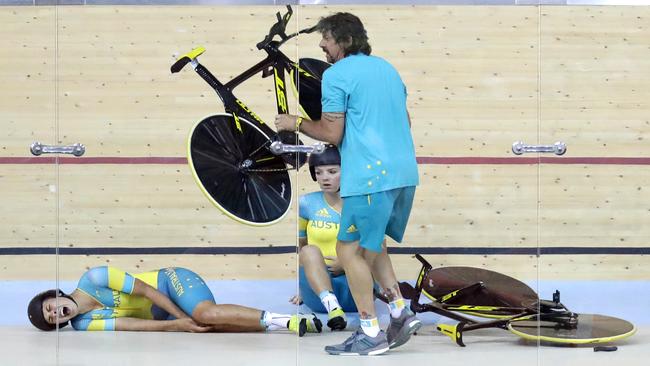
[393,254,636,347]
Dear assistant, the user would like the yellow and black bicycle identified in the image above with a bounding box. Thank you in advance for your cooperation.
[171,5,328,226]
[396,254,636,347]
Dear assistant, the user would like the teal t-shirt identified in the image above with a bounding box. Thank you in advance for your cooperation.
[321,54,418,197]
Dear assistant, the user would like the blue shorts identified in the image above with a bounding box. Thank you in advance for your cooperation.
[337,186,416,252]
[153,267,215,319]
[299,267,357,313]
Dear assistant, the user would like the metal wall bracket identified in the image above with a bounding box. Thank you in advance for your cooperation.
[512,141,566,156]
[269,141,325,155]
[30,142,86,157]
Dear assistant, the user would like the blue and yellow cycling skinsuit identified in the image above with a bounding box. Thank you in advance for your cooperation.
[299,191,340,265]
[298,192,356,312]
[71,266,214,331]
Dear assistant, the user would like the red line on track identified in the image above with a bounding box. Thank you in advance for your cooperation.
[416,157,650,165]
[0,157,187,164]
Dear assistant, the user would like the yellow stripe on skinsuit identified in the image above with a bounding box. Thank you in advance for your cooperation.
[134,271,159,289]
[107,267,126,292]
[87,319,106,331]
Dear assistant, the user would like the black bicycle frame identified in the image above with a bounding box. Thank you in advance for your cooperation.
[191,40,299,137]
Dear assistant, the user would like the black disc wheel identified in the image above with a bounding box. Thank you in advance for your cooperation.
[187,114,292,226]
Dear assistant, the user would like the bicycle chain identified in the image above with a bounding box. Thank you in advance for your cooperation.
[246,167,295,173]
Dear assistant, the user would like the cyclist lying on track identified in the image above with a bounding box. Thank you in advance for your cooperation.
[27,266,321,335]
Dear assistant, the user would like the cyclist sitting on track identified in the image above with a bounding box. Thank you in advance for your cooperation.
[28,266,321,336]
[290,144,355,331]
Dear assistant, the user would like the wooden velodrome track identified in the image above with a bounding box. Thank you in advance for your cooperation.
[0,5,648,287]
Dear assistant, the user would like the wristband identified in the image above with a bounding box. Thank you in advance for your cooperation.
[295,116,303,131]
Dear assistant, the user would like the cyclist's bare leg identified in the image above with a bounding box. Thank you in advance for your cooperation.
[192,302,266,332]
[336,240,376,318]
[300,245,334,294]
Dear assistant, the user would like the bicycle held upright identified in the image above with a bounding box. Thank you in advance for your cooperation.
[171,5,329,226]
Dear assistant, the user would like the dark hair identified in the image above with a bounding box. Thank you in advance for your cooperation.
[317,12,371,56]
[27,289,72,331]
[308,144,340,181]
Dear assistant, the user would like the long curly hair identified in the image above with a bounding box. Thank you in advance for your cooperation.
[316,12,371,56]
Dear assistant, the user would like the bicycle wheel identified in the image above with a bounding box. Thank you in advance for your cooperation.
[508,313,636,345]
[423,267,539,314]
[187,113,292,226]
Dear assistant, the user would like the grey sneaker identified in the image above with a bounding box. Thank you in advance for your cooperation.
[325,328,389,356]
[386,307,422,349]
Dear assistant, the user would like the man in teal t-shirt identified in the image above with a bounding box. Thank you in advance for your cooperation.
[275,12,421,356]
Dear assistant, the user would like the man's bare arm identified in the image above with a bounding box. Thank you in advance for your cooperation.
[299,112,345,145]
[275,113,345,145]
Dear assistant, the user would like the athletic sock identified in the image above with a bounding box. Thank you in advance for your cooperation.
[388,298,406,319]
[260,311,292,331]
[318,290,341,314]
[360,317,380,337]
